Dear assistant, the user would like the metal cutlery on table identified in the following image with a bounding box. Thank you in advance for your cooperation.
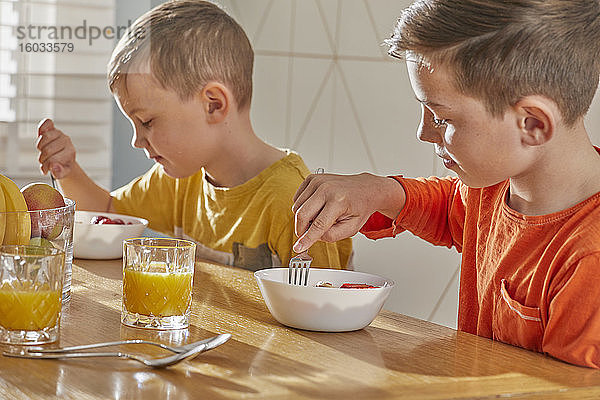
[288,167,323,286]
[2,333,231,369]
[31,334,225,354]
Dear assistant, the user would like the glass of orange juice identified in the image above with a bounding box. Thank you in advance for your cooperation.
[0,245,65,344]
[121,238,196,330]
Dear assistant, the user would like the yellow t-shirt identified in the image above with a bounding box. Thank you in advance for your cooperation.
[111,151,352,271]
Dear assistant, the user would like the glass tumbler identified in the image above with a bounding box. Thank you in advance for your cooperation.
[0,198,75,303]
[121,238,196,330]
[0,245,65,345]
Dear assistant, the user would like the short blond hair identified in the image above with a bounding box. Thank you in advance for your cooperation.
[108,0,254,110]
[387,0,600,126]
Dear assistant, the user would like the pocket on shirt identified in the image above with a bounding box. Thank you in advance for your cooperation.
[492,279,544,352]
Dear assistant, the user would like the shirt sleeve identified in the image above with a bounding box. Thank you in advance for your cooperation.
[542,252,600,368]
[111,164,178,236]
[360,175,466,252]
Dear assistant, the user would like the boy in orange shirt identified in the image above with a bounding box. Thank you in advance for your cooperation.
[292,0,600,368]
[36,0,352,270]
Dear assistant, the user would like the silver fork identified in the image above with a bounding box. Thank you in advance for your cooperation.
[288,167,323,286]
[288,251,312,286]
[3,333,231,369]
[29,334,223,354]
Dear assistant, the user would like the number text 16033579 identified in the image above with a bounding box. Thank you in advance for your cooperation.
[19,42,74,53]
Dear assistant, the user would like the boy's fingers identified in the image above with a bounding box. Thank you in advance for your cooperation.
[38,135,65,165]
[36,127,61,153]
[292,176,319,212]
[37,134,74,177]
[292,177,311,203]
[293,203,340,253]
[50,163,67,179]
[37,118,54,135]
[293,189,327,237]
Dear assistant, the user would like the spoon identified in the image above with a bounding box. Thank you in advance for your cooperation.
[3,333,231,369]
[30,334,225,354]
[37,119,58,189]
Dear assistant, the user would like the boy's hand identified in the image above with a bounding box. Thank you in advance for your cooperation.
[292,172,406,253]
[36,118,76,179]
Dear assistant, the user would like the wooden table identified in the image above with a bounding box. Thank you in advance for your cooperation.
[1,259,599,399]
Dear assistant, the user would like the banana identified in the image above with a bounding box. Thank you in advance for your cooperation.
[0,187,5,245]
[0,174,31,245]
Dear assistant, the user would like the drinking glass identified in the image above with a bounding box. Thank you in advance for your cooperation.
[0,198,75,303]
[121,238,196,330]
[0,245,65,344]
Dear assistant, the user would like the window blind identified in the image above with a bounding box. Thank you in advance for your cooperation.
[0,0,116,189]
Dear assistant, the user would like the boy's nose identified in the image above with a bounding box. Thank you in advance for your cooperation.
[416,120,442,144]
[416,106,442,144]
[131,130,144,149]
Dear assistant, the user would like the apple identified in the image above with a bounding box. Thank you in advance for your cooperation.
[20,183,65,239]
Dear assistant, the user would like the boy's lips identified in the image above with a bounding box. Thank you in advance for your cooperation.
[435,149,456,168]
[442,157,456,169]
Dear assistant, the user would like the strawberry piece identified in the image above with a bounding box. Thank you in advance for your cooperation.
[90,215,109,224]
[340,283,379,289]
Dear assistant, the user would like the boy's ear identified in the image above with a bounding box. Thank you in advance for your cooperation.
[513,96,556,147]
[200,82,230,123]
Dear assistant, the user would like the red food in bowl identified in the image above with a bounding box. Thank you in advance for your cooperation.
[340,283,379,289]
[90,215,133,225]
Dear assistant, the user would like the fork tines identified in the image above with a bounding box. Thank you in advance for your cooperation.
[288,252,312,286]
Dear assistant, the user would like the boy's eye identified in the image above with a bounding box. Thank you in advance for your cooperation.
[432,116,448,129]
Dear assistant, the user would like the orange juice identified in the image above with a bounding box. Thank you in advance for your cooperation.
[0,282,61,330]
[123,265,193,317]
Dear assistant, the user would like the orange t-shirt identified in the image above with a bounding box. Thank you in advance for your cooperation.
[361,176,600,368]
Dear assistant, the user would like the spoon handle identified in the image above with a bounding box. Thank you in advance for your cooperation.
[3,333,232,368]
[31,340,153,353]
[3,351,125,360]
[3,351,156,367]
[31,335,218,354]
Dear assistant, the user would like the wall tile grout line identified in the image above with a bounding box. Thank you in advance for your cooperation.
[291,62,335,149]
[314,0,336,54]
[334,62,379,173]
[363,0,389,58]
[255,50,391,62]
[284,0,296,148]
[250,0,275,49]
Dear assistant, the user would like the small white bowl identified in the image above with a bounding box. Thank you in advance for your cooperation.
[73,210,148,259]
[254,268,394,332]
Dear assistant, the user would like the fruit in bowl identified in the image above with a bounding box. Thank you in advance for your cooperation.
[0,175,76,301]
[0,177,72,246]
[21,182,66,239]
[0,174,31,245]
[90,215,133,225]
[254,268,394,332]
[73,211,148,259]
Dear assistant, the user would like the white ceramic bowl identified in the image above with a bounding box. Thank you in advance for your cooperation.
[73,210,148,259]
[254,268,394,332]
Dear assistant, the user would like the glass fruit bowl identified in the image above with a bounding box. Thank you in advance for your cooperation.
[0,199,75,302]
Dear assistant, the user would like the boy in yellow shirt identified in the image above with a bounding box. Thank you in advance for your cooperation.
[36,0,351,270]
